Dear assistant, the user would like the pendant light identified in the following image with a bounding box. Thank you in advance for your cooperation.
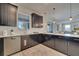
[69,3,72,21]
[53,8,56,24]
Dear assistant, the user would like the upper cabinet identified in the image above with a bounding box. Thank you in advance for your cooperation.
[0,3,18,27]
[31,13,43,28]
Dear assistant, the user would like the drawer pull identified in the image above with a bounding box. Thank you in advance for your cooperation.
[24,40,27,46]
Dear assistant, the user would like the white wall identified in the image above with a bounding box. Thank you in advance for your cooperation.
[16,4,47,33]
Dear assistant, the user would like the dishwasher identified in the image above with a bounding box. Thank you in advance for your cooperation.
[4,36,21,56]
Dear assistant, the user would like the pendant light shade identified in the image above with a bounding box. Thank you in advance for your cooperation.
[69,16,72,21]
[53,21,56,24]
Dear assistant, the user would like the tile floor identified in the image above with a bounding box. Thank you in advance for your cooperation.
[12,44,66,56]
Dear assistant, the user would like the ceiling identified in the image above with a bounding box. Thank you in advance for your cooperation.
[16,3,79,21]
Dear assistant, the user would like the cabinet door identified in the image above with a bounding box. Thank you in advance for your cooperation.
[0,38,4,56]
[21,35,38,50]
[43,35,55,49]
[4,37,21,56]
[0,3,17,26]
[31,13,43,28]
[68,38,79,56]
[55,36,68,54]
[0,4,1,24]
[7,4,17,26]
[31,34,45,43]
[31,13,37,28]
[0,3,8,25]
[27,35,39,48]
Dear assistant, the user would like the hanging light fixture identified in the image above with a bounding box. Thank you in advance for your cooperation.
[53,8,56,24]
[69,3,72,21]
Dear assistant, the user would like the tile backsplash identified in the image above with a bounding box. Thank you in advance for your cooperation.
[0,26,27,35]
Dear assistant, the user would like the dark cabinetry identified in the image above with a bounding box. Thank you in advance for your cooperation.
[0,3,17,26]
[31,34,45,43]
[42,34,79,56]
[42,35,68,54]
[31,13,43,28]
[54,36,68,54]
[21,35,38,50]
[21,34,79,56]
[43,35,55,49]
[0,38,4,56]
[68,37,79,56]
[0,3,8,26]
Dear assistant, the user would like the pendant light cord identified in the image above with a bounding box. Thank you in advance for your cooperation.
[70,3,72,18]
[53,8,55,22]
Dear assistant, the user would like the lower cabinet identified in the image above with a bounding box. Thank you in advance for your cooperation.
[36,34,45,43]
[0,38,4,56]
[54,36,68,54]
[42,35,55,49]
[21,35,39,50]
[1,34,79,56]
[30,34,45,43]
[68,38,79,56]
[4,36,21,56]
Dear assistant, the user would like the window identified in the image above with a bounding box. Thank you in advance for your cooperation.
[47,22,53,33]
[17,14,30,31]
[64,24,71,32]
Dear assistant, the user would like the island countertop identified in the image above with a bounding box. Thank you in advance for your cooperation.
[44,33,79,38]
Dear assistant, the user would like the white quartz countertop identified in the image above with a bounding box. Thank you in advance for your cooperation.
[0,32,79,38]
[0,33,39,38]
[44,33,79,38]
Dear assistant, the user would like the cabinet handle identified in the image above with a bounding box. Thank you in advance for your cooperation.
[24,40,27,46]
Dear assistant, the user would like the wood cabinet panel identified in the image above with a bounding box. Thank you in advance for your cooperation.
[54,36,68,54]
[0,3,17,26]
[42,35,55,49]
[4,37,21,56]
[31,13,43,28]
[0,3,8,25]
[21,35,38,50]
[7,4,17,26]
[68,38,79,56]
[0,38,4,56]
